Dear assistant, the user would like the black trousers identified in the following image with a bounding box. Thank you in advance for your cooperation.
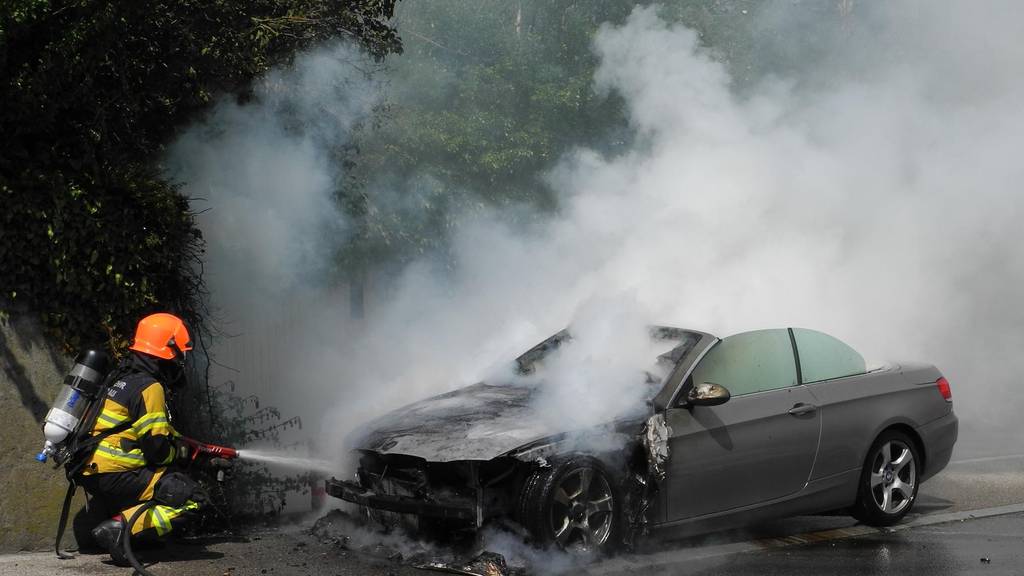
[74,467,194,549]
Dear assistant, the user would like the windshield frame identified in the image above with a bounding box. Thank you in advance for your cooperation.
[514,325,712,401]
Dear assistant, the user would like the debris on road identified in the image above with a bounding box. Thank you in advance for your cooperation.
[310,510,533,575]
[310,509,446,566]
[417,551,515,576]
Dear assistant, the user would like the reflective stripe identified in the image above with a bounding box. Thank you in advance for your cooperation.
[95,401,131,430]
[151,507,171,536]
[97,411,128,427]
[94,443,145,464]
[133,412,170,435]
[160,446,176,466]
[150,503,195,536]
[140,423,171,437]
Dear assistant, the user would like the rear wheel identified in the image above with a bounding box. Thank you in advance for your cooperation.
[517,456,620,552]
[851,430,920,526]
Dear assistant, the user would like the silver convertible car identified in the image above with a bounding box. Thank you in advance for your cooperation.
[327,327,958,551]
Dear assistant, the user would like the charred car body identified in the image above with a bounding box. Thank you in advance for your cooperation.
[327,327,958,551]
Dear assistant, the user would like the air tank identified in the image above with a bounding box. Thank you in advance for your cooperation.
[36,350,110,463]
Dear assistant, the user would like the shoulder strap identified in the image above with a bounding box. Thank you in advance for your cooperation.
[54,480,76,559]
[62,361,134,479]
[63,422,134,479]
[53,359,135,559]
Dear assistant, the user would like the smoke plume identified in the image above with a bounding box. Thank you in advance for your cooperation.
[170,1,1024,465]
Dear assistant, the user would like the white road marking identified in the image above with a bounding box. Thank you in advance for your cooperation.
[949,453,1024,466]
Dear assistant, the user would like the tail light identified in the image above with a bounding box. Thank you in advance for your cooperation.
[936,377,952,402]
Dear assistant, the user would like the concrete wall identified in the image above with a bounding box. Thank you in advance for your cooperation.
[0,314,85,552]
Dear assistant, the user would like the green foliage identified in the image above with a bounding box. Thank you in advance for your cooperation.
[0,0,402,351]
[0,172,202,352]
[336,0,775,276]
[337,1,638,274]
[174,382,313,520]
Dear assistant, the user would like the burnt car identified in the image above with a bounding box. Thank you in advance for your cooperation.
[327,327,958,551]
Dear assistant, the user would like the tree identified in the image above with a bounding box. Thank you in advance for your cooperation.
[335,1,639,301]
[0,0,403,350]
[334,0,835,297]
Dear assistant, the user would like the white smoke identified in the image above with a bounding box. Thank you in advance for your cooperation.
[166,45,378,308]
[163,45,379,424]
[529,292,666,430]
[172,1,1024,464]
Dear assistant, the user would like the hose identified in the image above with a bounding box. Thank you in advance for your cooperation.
[54,481,77,559]
[120,479,219,576]
[122,501,158,576]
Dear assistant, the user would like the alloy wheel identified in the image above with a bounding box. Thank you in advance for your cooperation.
[869,439,917,515]
[549,467,615,548]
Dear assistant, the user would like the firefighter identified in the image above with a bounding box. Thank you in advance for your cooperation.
[72,312,205,565]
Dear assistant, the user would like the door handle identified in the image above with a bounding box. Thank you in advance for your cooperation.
[788,402,818,416]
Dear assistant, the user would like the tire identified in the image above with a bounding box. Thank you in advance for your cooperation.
[851,430,921,526]
[517,456,621,552]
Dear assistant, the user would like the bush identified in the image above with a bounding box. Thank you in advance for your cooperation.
[0,0,401,351]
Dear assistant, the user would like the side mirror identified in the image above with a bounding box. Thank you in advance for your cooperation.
[687,382,731,407]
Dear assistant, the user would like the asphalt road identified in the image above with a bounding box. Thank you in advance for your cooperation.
[614,512,1024,576]
[2,453,1022,576]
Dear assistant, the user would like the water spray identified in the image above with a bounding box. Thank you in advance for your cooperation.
[180,438,335,474]
[234,449,337,475]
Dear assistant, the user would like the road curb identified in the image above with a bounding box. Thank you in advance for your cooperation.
[586,502,1024,575]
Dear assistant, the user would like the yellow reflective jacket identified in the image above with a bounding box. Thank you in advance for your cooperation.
[81,369,179,475]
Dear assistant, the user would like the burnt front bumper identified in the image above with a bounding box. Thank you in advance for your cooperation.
[325,478,477,522]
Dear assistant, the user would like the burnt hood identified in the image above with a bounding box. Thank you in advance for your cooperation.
[348,381,562,462]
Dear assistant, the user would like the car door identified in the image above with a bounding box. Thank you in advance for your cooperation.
[662,328,822,521]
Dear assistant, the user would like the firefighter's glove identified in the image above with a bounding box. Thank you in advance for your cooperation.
[172,437,195,467]
[206,457,233,472]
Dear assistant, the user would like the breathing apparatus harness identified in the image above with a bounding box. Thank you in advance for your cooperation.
[37,348,237,576]
[38,351,166,554]
[38,347,176,557]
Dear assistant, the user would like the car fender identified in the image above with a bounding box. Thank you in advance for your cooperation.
[504,419,644,468]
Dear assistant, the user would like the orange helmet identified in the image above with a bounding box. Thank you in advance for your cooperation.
[130,313,193,360]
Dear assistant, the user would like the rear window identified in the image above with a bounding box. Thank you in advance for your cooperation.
[792,328,866,383]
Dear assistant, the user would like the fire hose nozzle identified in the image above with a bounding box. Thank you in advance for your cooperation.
[181,437,239,460]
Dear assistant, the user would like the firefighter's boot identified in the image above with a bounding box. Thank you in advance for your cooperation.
[91,518,129,567]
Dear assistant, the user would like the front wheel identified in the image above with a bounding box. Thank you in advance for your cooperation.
[517,456,620,552]
[851,430,920,526]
